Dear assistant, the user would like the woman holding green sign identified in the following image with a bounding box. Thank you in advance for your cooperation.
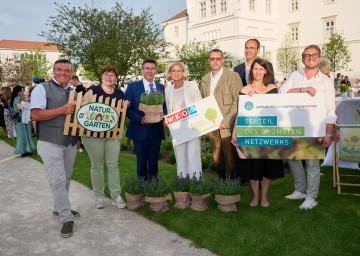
[232,58,284,208]
[82,65,126,210]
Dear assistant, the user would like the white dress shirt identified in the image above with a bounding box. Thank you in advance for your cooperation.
[210,67,223,95]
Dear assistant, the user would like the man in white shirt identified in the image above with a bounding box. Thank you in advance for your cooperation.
[280,44,337,209]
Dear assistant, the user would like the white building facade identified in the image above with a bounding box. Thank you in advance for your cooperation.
[162,0,360,81]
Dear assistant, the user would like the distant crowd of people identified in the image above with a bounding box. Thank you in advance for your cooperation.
[3,38,359,239]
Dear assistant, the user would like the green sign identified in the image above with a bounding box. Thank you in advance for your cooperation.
[77,102,119,132]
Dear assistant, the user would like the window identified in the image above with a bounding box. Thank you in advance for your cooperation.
[210,0,217,15]
[290,25,299,41]
[290,0,299,11]
[249,0,255,11]
[174,26,178,37]
[266,0,271,14]
[200,2,206,18]
[221,0,227,13]
[265,51,272,61]
[325,0,336,4]
[325,20,335,38]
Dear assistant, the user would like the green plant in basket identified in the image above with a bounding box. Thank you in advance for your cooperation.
[189,176,213,196]
[170,174,190,192]
[143,177,170,197]
[339,83,350,93]
[140,91,165,105]
[213,178,241,196]
[124,175,144,195]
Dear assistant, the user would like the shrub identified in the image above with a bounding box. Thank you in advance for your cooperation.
[213,178,241,195]
[170,174,190,192]
[124,175,144,195]
[139,91,165,105]
[189,177,213,196]
[143,177,170,197]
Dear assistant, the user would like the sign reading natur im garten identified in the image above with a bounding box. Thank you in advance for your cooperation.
[77,102,119,132]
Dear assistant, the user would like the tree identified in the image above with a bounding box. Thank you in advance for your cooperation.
[322,33,351,77]
[175,40,216,83]
[276,34,299,78]
[20,48,51,80]
[40,3,166,86]
[0,55,33,85]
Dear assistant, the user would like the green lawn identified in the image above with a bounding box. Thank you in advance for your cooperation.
[2,131,360,256]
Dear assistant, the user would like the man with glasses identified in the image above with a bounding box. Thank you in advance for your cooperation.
[125,59,166,180]
[31,59,79,238]
[280,45,336,209]
[200,49,243,179]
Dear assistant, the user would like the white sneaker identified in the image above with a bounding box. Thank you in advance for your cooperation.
[285,191,307,200]
[77,148,83,153]
[95,197,105,209]
[299,197,318,209]
[111,195,126,209]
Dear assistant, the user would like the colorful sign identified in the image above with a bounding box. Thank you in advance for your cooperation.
[77,102,119,132]
[339,126,360,162]
[235,93,327,159]
[165,95,223,146]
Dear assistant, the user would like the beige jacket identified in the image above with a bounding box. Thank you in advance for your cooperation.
[200,67,243,138]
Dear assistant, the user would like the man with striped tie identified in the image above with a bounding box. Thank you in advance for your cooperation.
[125,59,167,180]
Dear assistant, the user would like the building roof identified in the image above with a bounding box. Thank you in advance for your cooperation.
[0,40,59,51]
[162,9,188,23]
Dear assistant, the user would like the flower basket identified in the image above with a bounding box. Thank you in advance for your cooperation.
[139,103,163,123]
[170,175,191,209]
[190,193,211,211]
[189,177,213,211]
[125,192,144,211]
[145,194,172,212]
[213,178,241,212]
[173,191,191,209]
[139,91,165,124]
[215,194,241,212]
[143,178,172,212]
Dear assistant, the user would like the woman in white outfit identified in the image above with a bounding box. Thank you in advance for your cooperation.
[165,62,202,180]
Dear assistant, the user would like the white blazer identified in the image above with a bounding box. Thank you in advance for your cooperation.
[165,80,202,114]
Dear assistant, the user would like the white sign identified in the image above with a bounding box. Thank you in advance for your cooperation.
[165,95,223,146]
[77,102,119,132]
[235,93,327,159]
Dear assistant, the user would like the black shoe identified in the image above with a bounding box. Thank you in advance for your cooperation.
[21,152,31,157]
[61,221,74,238]
[53,210,80,218]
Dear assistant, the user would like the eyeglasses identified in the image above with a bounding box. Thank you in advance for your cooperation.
[302,53,320,60]
[103,73,116,78]
[209,57,223,62]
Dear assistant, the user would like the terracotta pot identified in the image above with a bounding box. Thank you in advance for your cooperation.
[125,192,144,211]
[215,194,241,212]
[190,193,211,211]
[173,191,191,209]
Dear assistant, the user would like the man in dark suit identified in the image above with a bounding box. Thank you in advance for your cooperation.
[125,59,166,180]
[234,38,275,86]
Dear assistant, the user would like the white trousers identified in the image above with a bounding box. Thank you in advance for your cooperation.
[174,138,202,180]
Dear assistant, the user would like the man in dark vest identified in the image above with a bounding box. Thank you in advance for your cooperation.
[31,59,79,238]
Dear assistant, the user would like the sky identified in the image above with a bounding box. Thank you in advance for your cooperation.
[0,0,186,41]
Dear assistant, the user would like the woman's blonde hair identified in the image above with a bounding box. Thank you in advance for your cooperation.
[166,62,188,81]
